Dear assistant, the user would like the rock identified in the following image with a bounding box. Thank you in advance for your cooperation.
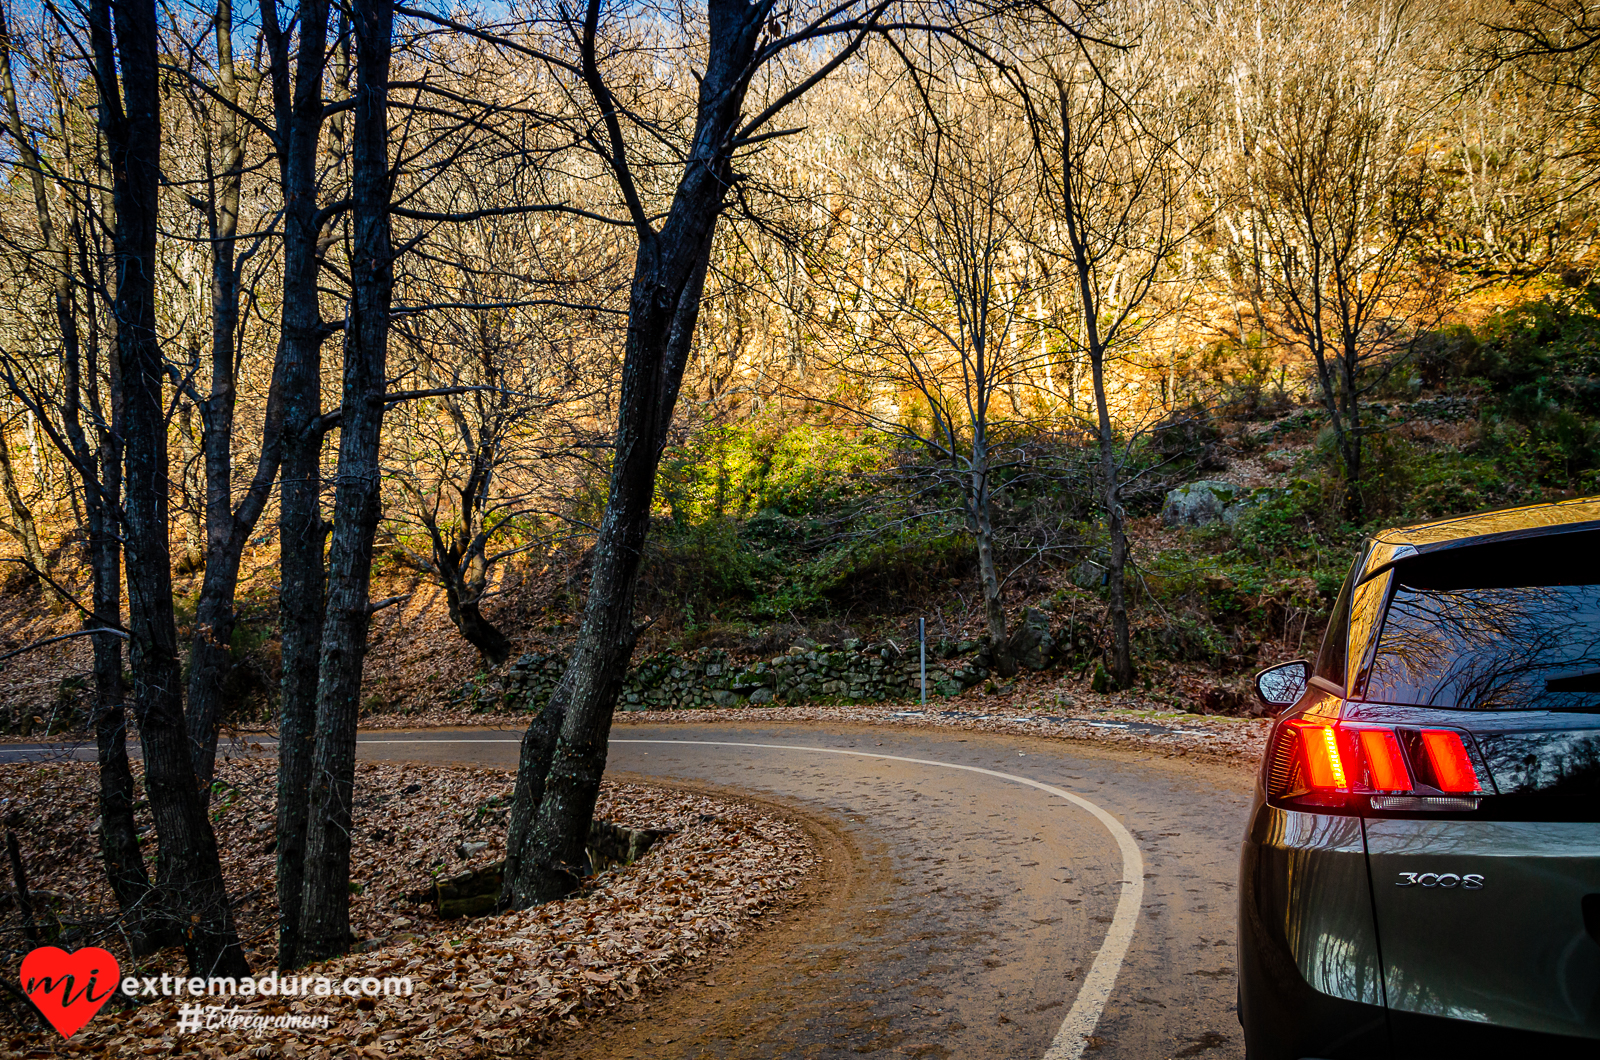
[1160,480,1239,527]
[425,863,504,919]
[587,820,675,872]
[748,687,774,704]
[413,820,674,918]
[1192,685,1245,715]
[710,689,743,708]
[1010,607,1056,671]
[1071,559,1107,589]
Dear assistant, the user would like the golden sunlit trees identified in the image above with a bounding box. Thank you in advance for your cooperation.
[813,75,1046,675]
[1022,0,1216,688]
[1221,0,1451,519]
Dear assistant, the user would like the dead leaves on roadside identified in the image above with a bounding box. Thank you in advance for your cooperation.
[0,759,814,1058]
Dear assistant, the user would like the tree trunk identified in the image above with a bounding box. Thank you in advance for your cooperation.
[88,421,174,953]
[499,673,570,907]
[263,0,333,971]
[3,0,166,943]
[92,641,174,954]
[502,250,714,907]
[90,0,248,978]
[1089,356,1134,689]
[500,0,867,907]
[1339,339,1364,521]
[968,440,1014,677]
[186,0,281,793]
[296,0,392,963]
[440,564,511,667]
[0,423,48,591]
[1057,119,1135,691]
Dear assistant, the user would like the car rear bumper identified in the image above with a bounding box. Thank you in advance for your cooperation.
[1239,794,1600,1059]
[1387,1009,1600,1059]
[1239,797,1390,1059]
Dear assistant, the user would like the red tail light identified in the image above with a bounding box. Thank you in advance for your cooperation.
[1358,729,1411,792]
[1267,713,1486,810]
[1287,722,1348,790]
[1419,730,1482,793]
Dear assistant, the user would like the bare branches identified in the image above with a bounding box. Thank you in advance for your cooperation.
[0,628,129,666]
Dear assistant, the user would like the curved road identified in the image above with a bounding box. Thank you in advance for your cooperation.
[354,722,1253,1060]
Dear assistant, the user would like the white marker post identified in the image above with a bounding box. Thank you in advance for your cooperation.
[919,617,926,708]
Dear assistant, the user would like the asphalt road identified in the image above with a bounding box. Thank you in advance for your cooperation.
[4,723,1253,1058]
[351,723,1255,1060]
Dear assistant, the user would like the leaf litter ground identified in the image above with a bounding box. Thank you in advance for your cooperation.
[0,757,813,1057]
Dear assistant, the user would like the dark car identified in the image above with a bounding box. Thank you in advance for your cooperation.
[1238,497,1600,1059]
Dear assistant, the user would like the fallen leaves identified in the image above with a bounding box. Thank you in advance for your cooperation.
[0,759,815,1058]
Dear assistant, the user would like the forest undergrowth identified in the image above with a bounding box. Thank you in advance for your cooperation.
[0,286,1597,734]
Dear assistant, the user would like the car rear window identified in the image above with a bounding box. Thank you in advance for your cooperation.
[1362,538,1600,710]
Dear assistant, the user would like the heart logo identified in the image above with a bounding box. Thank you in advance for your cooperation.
[20,946,120,1039]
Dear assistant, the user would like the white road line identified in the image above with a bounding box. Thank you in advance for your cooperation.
[341,732,1145,1059]
[607,738,1144,1060]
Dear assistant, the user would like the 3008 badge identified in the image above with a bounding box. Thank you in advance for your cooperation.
[1396,872,1485,889]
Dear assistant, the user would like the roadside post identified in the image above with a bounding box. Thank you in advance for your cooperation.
[919,617,926,708]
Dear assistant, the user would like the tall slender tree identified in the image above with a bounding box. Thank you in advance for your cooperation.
[87,0,248,975]
[1022,3,1212,687]
[0,0,174,953]
[814,80,1043,674]
[496,0,935,907]
[260,0,339,970]
[178,0,285,793]
[296,0,393,962]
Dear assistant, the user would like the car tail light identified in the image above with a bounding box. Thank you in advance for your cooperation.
[1358,729,1411,792]
[1291,722,1347,789]
[1419,730,1481,793]
[1266,711,1487,811]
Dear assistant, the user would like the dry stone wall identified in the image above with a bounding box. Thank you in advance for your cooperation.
[488,640,990,713]
[464,608,1079,714]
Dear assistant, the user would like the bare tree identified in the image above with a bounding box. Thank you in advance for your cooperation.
[815,77,1043,674]
[385,342,605,666]
[484,0,963,907]
[1227,0,1446,518]
[167,0,286,796]
[0,0,189,955]
[87,0,249,976]
[1022,1,1212,687]
[259,0,341,970]
[383,185,626,665]
[294,0,394,963]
